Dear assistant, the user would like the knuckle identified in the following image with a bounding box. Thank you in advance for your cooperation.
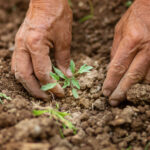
[109,63,126,75]
[26,32,44,49]
[35,70,49,82]
[128,30,142,44]
[126,71,143,82]
[15,72,27,81]
[15,35,23,43]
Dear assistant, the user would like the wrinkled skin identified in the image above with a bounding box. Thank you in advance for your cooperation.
[12,0,150,106]
[11,0,72,99]
[102,0,150,106]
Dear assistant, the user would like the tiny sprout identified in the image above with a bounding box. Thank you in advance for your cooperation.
[79,0,94,23]
[41,60,93,99]
[0,93,11,104]
[33,106,77,135]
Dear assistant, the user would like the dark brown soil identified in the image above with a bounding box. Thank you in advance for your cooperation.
[0,0,150,150]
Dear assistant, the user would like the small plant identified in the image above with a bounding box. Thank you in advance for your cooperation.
[79,0,94,23]
[41,60,93,99]
[125,0,133,7]
[0,93,11,104]
[33,104,77,135]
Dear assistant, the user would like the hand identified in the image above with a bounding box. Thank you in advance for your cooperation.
[102,0,150,106]
[11,0,72,99]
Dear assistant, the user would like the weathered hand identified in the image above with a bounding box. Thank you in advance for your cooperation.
[11,0,72,99]
[103,0,150,106]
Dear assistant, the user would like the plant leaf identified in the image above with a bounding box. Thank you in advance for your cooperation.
[33,107,77,135]
[70,60,75,74]
[53,67,66,79]
[78,64,93,74]
[56,103,59,110]
[59,128,64,139]
[125,1,132,7]
[79,14,93,23]
[41,83,57,91]
[72,88,79,99]
[50,72,60,81]
[32,110,48,116]
[71,77,80,89]
[0,93,11,100]
[62,79,70,88]
[57,111,70,117]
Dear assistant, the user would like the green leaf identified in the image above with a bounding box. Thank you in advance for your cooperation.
[59,128,64,139]
[33,108,77,135]
[79,14,93,23]
[32,110,48,116]
[53,67,66,79]
[72,88,79,99]
[50,72,60,81]
[56,103,59,110]
[62,79,70,88]
[71,77,80,89]
[0,93,11,101]
[41,83,57,91]
[125,1,132,7]
[57,111,69,117]
[70,60,75,74]
[78,64,93,74]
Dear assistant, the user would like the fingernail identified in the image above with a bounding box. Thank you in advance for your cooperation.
[109,100,119,107]
[66,68,72,77]
[103,89,111,97]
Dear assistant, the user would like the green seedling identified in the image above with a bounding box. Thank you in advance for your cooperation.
[0,93,11,104]
[33,105,77,134]
[125,0,133,7]
[41,60,93,99]
[79,0,94,23]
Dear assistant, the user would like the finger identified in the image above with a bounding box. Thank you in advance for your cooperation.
[111,25,122,60]
[27,35,64,97]
[54,17,72,77]
[14,49,49,99]
[102,35,140,97]
[144,68,150,83]
[110,8,131,60]
[11,51,16,74]
[109,49,150,106]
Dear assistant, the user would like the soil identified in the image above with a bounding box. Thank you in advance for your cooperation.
[0,0,150,150]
